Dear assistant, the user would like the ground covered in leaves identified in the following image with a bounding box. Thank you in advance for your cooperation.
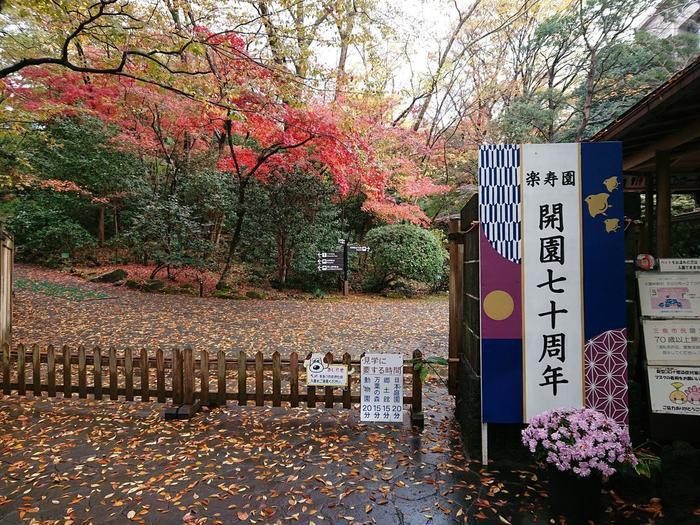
[0,384,659,525]
[13,265,447,357]
[5,265,665,524]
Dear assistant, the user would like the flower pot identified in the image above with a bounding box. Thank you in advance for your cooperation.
[547,465,602,523]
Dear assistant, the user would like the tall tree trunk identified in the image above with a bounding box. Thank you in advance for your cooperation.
[575,51,597,141]
[276,232,286,286]
[411,1,479,131]
[113,206,119,237]
[334,0,355,99]
[218,183,247,286]
[98,206,105,246]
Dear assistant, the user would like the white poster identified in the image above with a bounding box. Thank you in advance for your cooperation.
[658,259,700,273]
[647,365,700,415]
[638,272,700,318]
[360,354,404,423]
[643,319,700,366]
[304,353,348,387]
[522,143,584,421]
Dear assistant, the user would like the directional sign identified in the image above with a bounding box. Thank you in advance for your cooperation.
[317,250,344,272]
[348,245,370,253]
[317,252,342,259]
[317,264,343,272]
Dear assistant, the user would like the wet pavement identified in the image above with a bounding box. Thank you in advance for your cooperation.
[0,383,660,525]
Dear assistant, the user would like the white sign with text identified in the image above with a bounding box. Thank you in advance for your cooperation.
[647,365,700,416]
[304,353,348,387]
[638,272,700,318]
[643,319,700,366]
[360,354,403,423]
[522,143,584,421]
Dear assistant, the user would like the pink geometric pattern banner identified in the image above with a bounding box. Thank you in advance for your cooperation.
[585,328,628,424]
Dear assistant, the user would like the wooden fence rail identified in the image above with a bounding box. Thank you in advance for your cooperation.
[1,344,423,425]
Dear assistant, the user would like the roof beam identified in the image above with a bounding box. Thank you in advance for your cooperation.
[623,119,700,170]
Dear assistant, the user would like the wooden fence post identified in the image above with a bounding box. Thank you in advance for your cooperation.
[1,342,8,395]
[124,347,133,401]
[183,346,194,405]
[172,347,183,405]
[78,345,87,399]
[32,344,40,396]
[305,351,317,408]
[238,351,247,406]
[109,347,117,400]
[217,350,226,406]
[140,348,149,402]
[272,351,281,407]
[200,349,209,406]
[93,346,102,400]
[448,217,463,395]
[63,345,71,398]
[342,352,351,409]
[255,351,264,406]
[289,352,299,408]
[156,348,165,403]
[324,352,334,408]
[47,345,55,397]
[411,350,424,428]
[17,344,25,396]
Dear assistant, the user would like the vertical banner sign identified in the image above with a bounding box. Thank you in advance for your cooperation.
[360,354,404,423]
[522,144,584,419]
[479,143,627,424]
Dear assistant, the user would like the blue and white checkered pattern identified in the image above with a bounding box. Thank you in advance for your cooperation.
[478,144,521,263]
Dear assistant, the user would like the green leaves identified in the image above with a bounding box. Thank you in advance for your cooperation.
[633,451,661,479]
[413,356,448,383]
[363,224,447,292]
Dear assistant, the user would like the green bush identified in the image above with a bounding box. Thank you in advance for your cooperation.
[363,224,447,290]
[8,199,95,263]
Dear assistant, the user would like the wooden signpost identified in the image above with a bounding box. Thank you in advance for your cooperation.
[316,240,370,296]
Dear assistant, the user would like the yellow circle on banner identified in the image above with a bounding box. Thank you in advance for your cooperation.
[483,290,514,321]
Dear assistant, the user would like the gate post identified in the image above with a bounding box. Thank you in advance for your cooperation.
[411,350,424,428]
[165,347,201,420]
[183,346,194,405]
[448,218,464,395]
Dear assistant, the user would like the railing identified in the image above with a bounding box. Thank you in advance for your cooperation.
[0,344,424,425]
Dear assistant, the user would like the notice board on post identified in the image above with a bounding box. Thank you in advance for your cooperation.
[639,261,700,438]
[478,143,628,425]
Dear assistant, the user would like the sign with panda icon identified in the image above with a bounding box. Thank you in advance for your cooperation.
[304,353,348,387]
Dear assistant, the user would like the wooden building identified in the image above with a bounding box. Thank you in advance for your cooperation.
[592,54,700,257]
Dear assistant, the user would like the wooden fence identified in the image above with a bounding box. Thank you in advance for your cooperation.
[0,229,12,350]
[0,344,424,424]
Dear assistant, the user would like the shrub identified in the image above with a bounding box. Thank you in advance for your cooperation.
[8,200,95,263]
[363,224,447,290]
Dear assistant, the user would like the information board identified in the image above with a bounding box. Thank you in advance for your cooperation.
[360,354,403,423]
[638,272,700,318]
[647,365,700,416]
[643,319,700,366]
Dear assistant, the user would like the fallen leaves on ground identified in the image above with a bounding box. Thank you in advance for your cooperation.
[13,264,447,358]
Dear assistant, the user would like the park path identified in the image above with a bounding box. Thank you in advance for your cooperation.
[13,265,447,358]
[0,385,551,525]
[2,265,661,524]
